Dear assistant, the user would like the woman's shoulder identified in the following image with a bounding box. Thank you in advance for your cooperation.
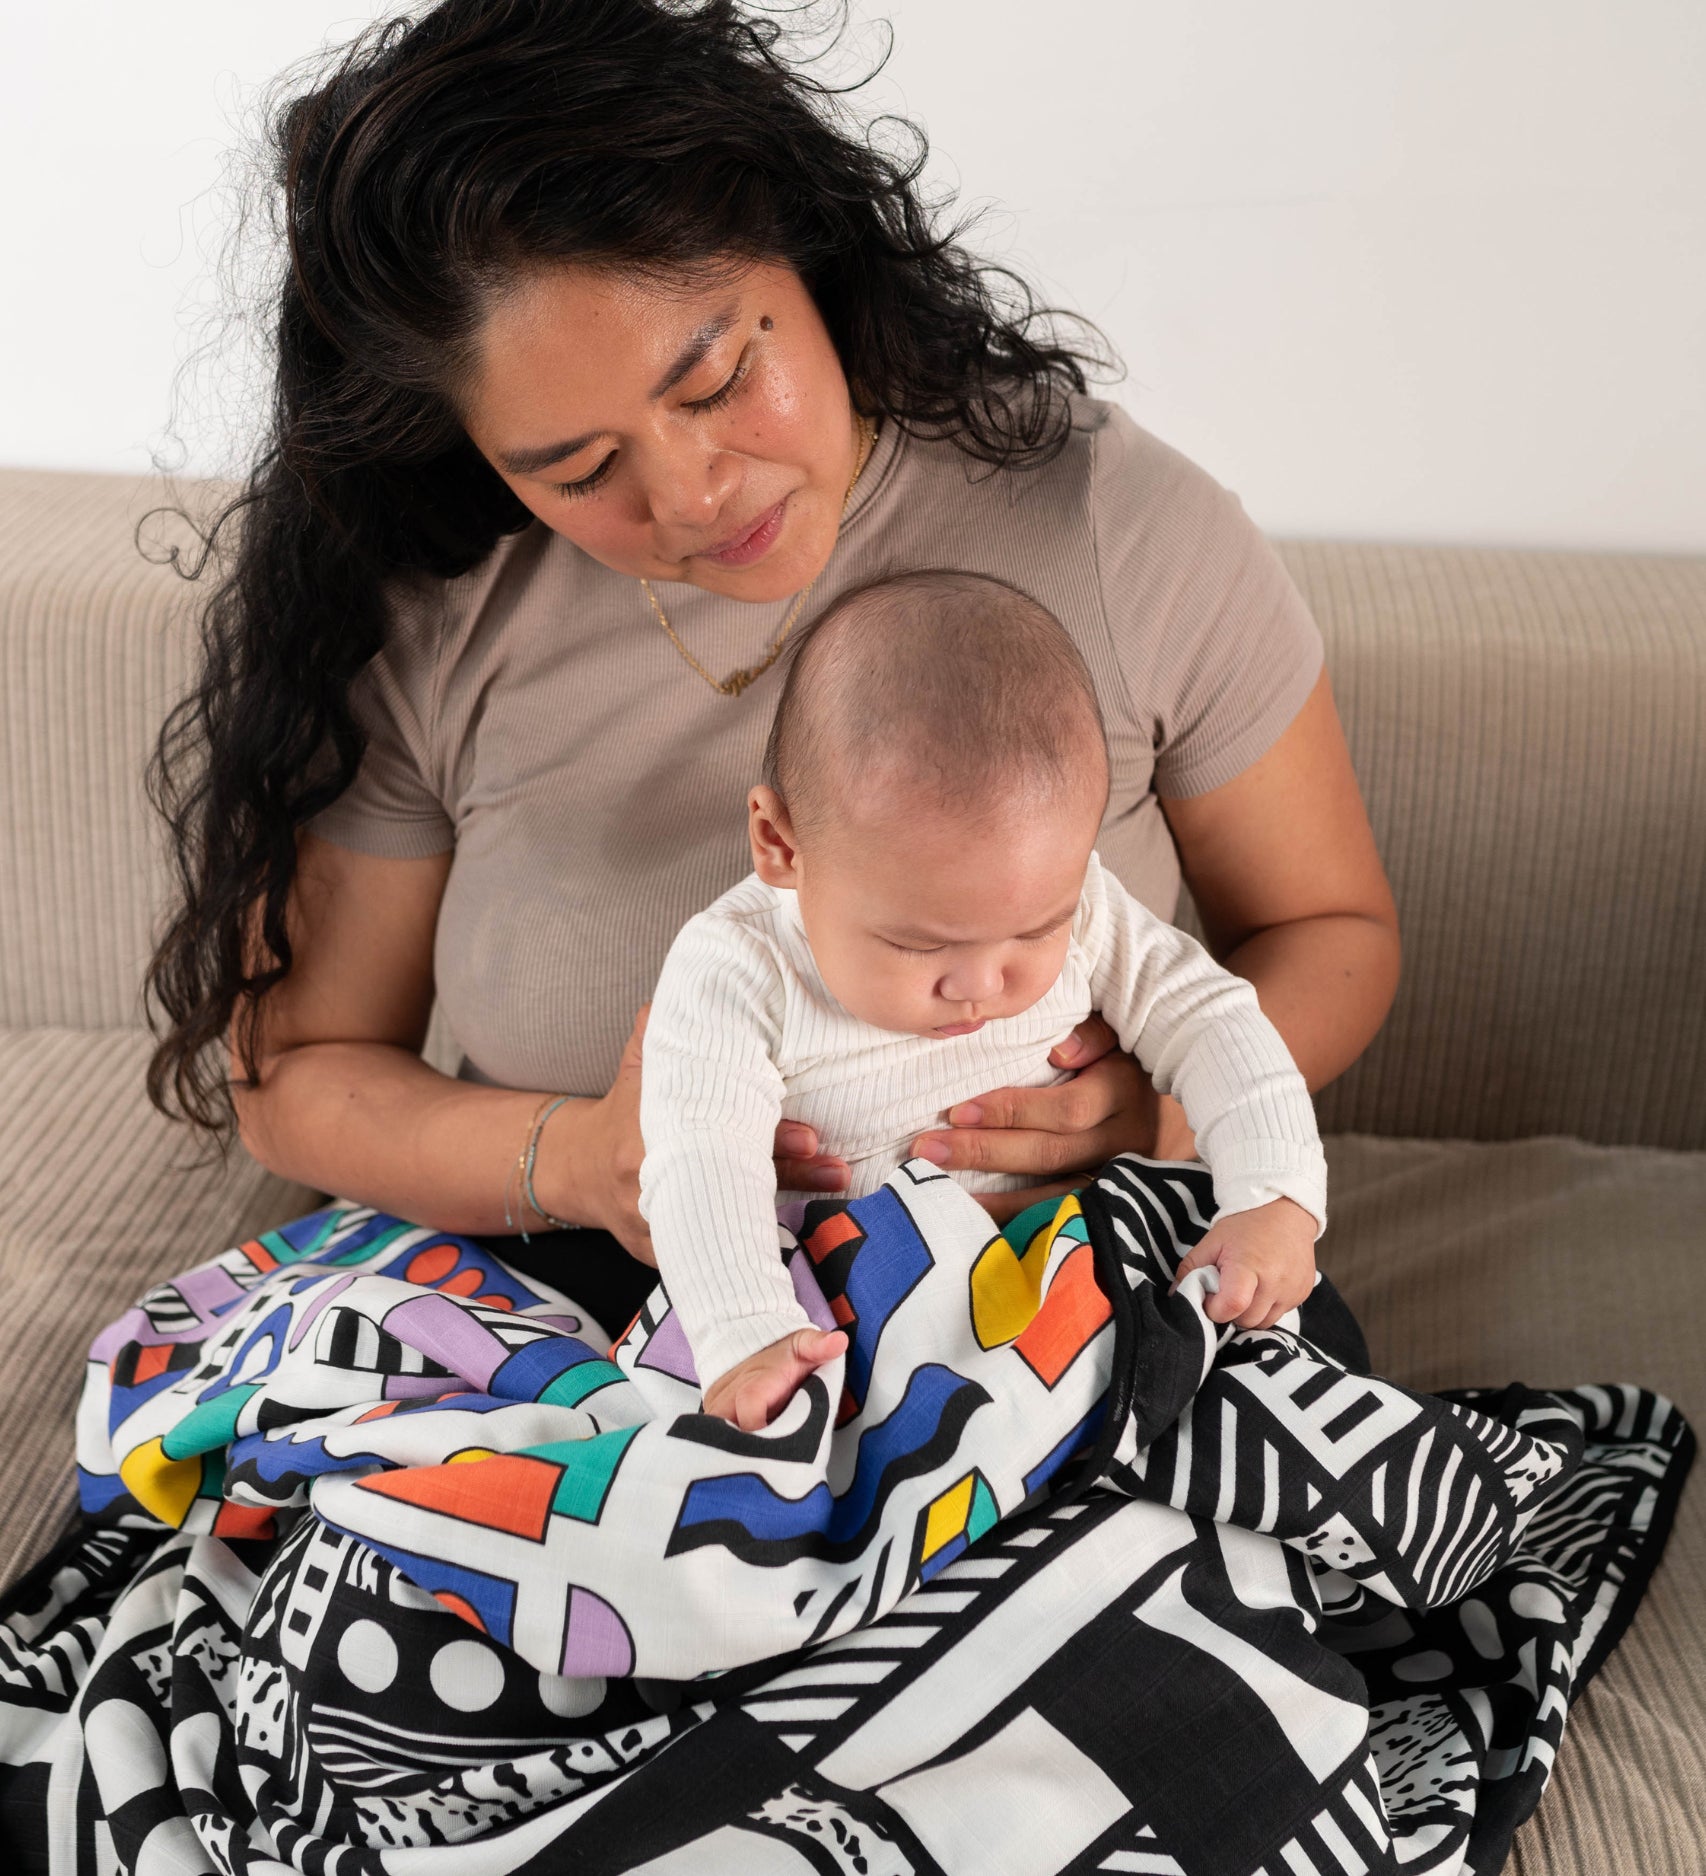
[376,520,562,679]
[883,391,1251,561]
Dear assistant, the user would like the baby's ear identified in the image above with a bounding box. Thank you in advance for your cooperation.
[749,786,801,886]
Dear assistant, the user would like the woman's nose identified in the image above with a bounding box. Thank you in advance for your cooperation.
[938,957,1003,1005]
[644,440,739,533]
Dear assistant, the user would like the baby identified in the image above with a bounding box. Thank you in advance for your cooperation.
[639,571,1327,1430]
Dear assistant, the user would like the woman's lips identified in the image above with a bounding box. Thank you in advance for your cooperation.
[702,497,787,568]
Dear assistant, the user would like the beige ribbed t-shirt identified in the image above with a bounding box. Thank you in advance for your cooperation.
[310,396,1324,1098]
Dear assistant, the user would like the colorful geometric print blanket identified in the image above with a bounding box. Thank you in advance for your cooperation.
[0,1157,1690,1876]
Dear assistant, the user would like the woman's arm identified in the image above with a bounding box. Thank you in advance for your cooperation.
[236,835,842,1254]
[1158,668,1400,1099]
[233,834,628,1241]
[911,669,1400,1192]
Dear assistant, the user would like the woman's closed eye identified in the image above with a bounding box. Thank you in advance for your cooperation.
[552,355,752,499]
[554,454,617,500]
[683,353,751,414]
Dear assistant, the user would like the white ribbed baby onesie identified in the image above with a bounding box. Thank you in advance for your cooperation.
[639,851,1326,1385]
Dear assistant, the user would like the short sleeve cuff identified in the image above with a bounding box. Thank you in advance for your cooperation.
[307,800,455,859]
[1154,629,1324,799]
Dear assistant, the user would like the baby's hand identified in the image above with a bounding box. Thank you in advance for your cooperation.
[1170,1197,1318,1330]
[702,1328,849,1432]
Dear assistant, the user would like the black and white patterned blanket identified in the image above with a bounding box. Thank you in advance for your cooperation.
[0,1157,1690,1875]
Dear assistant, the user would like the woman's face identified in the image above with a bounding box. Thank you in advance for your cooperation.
[459,258,864,603]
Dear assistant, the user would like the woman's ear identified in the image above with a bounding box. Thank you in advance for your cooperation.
[749,786,802,886]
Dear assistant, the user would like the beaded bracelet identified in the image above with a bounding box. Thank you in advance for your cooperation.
[503,1094,574,1242]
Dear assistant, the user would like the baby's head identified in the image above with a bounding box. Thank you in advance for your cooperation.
[750,570,1108,1038]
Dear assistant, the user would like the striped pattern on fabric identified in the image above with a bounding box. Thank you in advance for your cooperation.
[0,1025,317,1587]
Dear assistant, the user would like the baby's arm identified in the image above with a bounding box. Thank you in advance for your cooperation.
[1079,856,1326,1326]
[640,916,836,1402]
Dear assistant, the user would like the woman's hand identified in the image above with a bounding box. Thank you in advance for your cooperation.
[534,1006,850,1265]
[909,1016,1199,1224]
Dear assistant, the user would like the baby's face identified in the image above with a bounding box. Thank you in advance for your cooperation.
[769,787,1100,1038]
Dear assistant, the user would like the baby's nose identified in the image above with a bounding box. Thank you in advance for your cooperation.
[938,957,1003,1004]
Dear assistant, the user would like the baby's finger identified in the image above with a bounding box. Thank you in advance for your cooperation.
[1203,1262,1259,1324]
[794,1329,848,1369]
[1168,1239,1218,1295]
[734,1378,774,1433]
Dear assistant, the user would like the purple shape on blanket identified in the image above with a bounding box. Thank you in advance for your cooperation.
[174,1264,249,1320]
[562,1585,635,1677]
[286,1273,354,1352]
[382,1375,469,1402]
[89,1310,150,1364]
[636,1308,699,1386]
[383,1294,509,1389]
[789,1248,837,1334]
[89,1266,249,1364]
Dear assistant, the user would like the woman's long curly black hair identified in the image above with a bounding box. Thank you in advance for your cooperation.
[146,0,1111,1135]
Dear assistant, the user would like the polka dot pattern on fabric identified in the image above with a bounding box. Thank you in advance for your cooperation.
[336,1618,399,1694]
[431,1638,506,1712]
[538,1671,607,1719]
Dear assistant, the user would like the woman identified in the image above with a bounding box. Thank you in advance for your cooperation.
[148,0,1399,1344]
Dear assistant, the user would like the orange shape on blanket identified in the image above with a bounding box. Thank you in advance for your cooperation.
[212,1501,277,1541]
[128,1342,173,1385]
[805,1211,863,1265]
[433,1591,487,1632]
[357,1453,563,1541]
[1013,1243,1111,1388]
[407,1243,459,1284]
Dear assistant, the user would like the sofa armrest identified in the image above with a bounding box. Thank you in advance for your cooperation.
[0,470,217,1031]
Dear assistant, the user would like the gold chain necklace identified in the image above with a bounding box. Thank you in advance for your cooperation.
[641,413,877,698]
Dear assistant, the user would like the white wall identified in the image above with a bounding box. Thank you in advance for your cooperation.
[5,1,1702,551]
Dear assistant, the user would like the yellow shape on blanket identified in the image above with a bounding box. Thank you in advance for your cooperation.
[969,1212,1061,1348]
[922,1474,975,1560]
[118,1436,203,1528]
[447,1448,500,1465]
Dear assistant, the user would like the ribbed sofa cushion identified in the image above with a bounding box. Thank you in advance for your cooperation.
[1284,541,1706,1151]
[0,1025,317,1585]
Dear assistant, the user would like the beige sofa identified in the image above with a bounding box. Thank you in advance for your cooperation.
[1,468,1702,1871]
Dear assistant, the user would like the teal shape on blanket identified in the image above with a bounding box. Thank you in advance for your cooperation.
[194,1448,228,1503]
[539,1360,626,1410]
[523,1425,642,1525]
[162,1384,262,1459]
[1000,1197,1088,1254]
[968,1472,999,1542]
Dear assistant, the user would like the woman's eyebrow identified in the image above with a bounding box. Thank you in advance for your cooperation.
[647,302,741,400]
[496,303,743,476]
